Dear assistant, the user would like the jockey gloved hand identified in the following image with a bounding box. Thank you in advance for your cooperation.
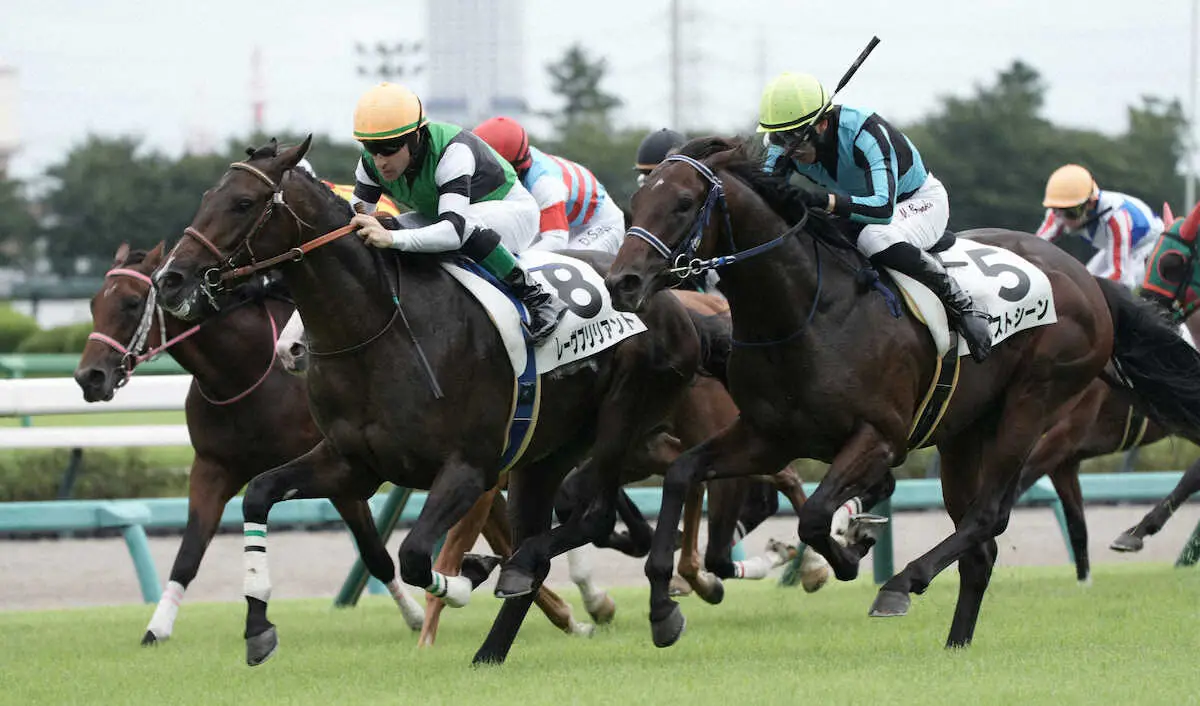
[800,186,834,212]
[352,213,394,248]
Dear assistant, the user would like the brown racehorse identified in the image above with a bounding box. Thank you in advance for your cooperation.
[152,138,705,667]
[606,137,1200,649]
[414,290,830,646]
[74,242,425,645]
[1017,201,1200,574]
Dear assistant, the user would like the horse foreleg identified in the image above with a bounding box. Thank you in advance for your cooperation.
[330,495,424,632]
[417,486,496,647]
[475,448,581,666]
[143,456,239,646]
[772,464,832,593]
[797,423,897,583]
[1048,460,1090,583]
[647,419,790,648]
[1112,454,1200,552]
[481,491,597,636]
[241,440,361,666]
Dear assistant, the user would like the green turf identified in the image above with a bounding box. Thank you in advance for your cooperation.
[3,564,1198,705]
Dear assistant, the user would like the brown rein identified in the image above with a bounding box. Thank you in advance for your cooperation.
[180,161,357,286]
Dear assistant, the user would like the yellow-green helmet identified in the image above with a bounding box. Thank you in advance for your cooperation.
[757,72,829,133]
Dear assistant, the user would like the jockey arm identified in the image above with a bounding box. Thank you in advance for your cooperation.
[1091,210,1134,282]
[525,173,570,251]
[1035,209,1064,241]
[840,127,900,225]
[352,146,477,252]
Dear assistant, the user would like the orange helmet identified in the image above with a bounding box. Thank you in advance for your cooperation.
[473,116,532,170]
[1043,164,1099,209]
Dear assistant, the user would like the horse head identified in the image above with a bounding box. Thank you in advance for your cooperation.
[75,241,167,401]
[154,136,320,320]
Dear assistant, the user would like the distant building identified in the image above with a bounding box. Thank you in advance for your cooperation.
[0,61,17,177]
[424,0,527,128]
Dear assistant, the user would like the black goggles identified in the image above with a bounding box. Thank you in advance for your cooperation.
[767,127,814,151]
[362,135,412,157]
[1055,203,1089,220]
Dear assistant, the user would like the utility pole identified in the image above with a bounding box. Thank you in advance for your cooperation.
[670,0,681,131]
[250,46,265,134]
[1188,0,1198,209]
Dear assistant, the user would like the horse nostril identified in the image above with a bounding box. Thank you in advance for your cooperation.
[613,273,643,296]
[74,367,107,393]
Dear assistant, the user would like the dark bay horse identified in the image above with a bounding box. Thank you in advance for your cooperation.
[74,242,425,644]
[152,137,702,666]
[606,137,1200,649]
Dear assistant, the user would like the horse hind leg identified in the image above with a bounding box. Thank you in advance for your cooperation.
[1112,454,1200,552]
[771,465,832,593]
[417,486,497,647]
[329,494,424,633]
[143,457,239,646]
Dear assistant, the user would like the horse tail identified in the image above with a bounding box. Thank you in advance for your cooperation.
[686,308,732,386]
[1097,276,1200,432]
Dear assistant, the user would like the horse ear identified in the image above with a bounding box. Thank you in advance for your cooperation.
[112,242,130,266]
[145,241,167,266]
[278,134,314,171]
[245,147,256,158]
[1181,201,1200,243]
[1163,202,1175,226]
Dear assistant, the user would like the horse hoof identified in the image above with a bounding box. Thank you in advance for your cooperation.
[868,590,911,618]
[651,604,687,648]
[494,565,535,599]
[588,593,617,625]
[569,621,596,638]
[140,631,161,646]
[1110,532,1144,553]
[696,577,724,606]
[461,553,502,589]
[668,574,694,597]
[471,650,506,667]
[245,626,278,667]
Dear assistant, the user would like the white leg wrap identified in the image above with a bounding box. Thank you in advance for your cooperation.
[831,497,864,547]
[733,553,775,580]
[388,579,425,630]
[145,580,186,640]
[427,572,472,608]
[568,548,605,607]
[243,522,272,603]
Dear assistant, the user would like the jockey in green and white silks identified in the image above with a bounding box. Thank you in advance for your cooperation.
[348,82,566,344]
[758,72,991,363]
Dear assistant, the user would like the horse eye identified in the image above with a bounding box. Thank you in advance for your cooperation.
[233,197,255,213]
[120,296,142,313]
[676,198,695,212]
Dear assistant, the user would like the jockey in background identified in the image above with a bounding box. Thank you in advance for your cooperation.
[1037,164,1163,291]
[633,128,686,187]
[473,116,626,255]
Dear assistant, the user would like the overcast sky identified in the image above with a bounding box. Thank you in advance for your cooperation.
[3,0,1196,181]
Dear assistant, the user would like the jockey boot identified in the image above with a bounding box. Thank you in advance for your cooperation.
[502,265,568,345]
[871,244,993,363]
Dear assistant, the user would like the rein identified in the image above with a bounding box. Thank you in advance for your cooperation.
[175,158,444,398]
[91,267,280,404]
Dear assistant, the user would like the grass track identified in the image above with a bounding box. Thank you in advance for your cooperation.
[3,564,1199,705]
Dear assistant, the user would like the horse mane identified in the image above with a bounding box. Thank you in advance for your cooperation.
[675,136,811,226]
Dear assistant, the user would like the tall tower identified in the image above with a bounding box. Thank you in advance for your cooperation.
[424,0,526,126]
[250,46,265,134]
